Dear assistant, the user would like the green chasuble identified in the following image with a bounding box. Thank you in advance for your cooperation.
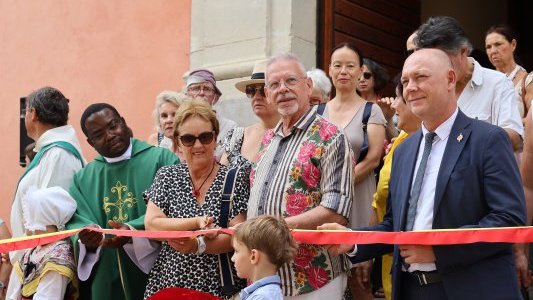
[67,139,179,300]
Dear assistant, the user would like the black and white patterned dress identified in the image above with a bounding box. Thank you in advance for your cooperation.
[143,163,248,299]
[222,127,253,170]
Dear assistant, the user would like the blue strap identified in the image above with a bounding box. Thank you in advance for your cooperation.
[316,103,326,116]
[357,102,373,163]
[219,167,238,296]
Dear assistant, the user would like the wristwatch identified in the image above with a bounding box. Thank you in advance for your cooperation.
[196,236,206,255]
[0,280,5,291]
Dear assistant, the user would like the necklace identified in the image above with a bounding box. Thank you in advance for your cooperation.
[191,162,216,197]
[506,64,523,81]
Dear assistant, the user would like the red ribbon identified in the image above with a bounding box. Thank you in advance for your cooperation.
[2,226,532,253]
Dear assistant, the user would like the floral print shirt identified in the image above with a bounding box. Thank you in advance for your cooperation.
[249,106,354,296]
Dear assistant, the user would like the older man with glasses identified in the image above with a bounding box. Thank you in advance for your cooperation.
[248,53,354,299]
[185,69,237,160]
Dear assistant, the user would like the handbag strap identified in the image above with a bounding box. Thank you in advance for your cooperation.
[218,167,239,296]
[361,102,373,140]
[357,102,373,163]
[219,167,238,227]
[361,102,373,132]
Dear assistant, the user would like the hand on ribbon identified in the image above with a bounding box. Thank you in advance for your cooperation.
[102,221,132,248]
[79,225,104,252]
[316,223,355,256]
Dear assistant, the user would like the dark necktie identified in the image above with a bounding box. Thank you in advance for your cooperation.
[405,132,437,231]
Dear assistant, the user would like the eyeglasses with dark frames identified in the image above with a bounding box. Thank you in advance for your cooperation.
[178,131,216,147]
[362,72,373,80]
[245,84,266,98]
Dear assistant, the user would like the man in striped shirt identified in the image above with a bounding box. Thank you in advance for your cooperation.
[248,53,354,299]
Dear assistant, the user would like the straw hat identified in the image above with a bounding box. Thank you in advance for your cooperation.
[235,61,267,93]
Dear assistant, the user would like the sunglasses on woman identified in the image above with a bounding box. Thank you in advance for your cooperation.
[362,72,372,80]
[245,84,266,98]
[178,131,216,147]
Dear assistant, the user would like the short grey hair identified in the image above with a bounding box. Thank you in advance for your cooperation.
[266,53,307,80]
[152,91,189,128]
[307,68,332,97]
[415,16,473,55]
[26,86,69,127]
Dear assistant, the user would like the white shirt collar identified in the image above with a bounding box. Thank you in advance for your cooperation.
[469,58,483,87]
[34,125,82,152]
[103,139,133,163]
[421,108,459,142]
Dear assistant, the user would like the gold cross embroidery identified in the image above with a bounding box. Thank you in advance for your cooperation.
[102,181,137,223]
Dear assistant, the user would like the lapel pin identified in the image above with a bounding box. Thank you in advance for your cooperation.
[457,133,463,142]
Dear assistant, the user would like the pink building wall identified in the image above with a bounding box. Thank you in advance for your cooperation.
[0,0,191,225]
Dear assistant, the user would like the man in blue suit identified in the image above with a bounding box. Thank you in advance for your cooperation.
[319,48,526,300]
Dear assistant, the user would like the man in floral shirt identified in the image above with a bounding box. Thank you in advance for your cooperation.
[248,53,354,298]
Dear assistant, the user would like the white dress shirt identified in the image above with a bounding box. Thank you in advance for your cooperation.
[408,108,459,272]
[8,125,84,298]
[458,58,523,138]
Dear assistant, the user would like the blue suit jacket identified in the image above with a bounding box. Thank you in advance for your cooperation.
[351,110,526,299]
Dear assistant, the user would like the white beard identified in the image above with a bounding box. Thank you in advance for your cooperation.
[278,101,299,117]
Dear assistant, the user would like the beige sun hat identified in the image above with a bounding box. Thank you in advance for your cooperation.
[235,61,267,93]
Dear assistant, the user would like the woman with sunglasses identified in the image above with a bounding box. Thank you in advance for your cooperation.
[220,61,279,169]
[358,58,397,141]
[357,58,389,104]
[143,99,248,299]
[325,43,386,300]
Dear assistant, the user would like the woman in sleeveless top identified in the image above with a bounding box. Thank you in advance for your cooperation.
[220,61,279,170]
[324,42,386,300]
[485,25,529,116]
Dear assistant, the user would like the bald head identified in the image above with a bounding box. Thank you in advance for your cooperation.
[404,48,453,70]
[401,48,457,131]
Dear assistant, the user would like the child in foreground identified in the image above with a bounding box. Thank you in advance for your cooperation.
[231,215,297,300]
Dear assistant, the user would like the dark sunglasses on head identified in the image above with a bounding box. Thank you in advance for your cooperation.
[178,131,216,147]
[245,84,266,98]
[362,72,372,80]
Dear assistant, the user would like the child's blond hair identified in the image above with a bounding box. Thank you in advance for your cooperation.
[233,215,297,268]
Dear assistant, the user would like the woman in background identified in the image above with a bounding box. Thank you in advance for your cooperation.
[485,24,529,115]
[307,68,332,106]
[220,61,279,169]
[148,91,186,159]
[325,42,386,300]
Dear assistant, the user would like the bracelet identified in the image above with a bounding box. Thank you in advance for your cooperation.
[196,236,206,255]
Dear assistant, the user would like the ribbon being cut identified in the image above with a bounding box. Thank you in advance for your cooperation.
[1,226,533,253]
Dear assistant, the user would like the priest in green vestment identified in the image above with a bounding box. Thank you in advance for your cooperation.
[67,103,179,300]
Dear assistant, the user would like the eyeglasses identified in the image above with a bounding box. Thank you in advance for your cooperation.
[266,76,306,91]
[245,84,265,98]
[178,131,216,147]
[362,72,372,80]
[187,84,216,96]
[88,118,124,142]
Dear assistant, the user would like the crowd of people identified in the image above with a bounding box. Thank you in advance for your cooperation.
[0,15,532,300]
